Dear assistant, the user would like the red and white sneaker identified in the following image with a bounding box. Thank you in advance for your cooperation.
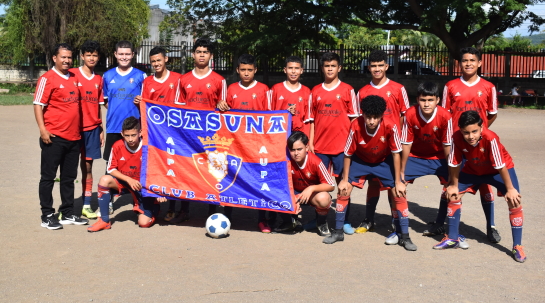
[258,221,271,233]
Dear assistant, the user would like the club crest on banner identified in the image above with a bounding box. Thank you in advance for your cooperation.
[192,134,242,193]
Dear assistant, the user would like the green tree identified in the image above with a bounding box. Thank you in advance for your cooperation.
[0,0,150,67]
[331,0,545,57]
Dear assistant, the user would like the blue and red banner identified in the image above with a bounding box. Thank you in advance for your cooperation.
[140,99,297,214]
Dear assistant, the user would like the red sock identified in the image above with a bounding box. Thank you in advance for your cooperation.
[394,196,409,217]
[509,206,523,227]
[83,179,93,197]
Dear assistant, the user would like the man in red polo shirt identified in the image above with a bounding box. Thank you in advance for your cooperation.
[33,43,89,230]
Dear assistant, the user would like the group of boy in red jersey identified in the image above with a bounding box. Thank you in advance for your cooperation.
[33,37,525,263]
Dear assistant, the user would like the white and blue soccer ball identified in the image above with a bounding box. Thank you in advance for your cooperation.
[206,213,231,238]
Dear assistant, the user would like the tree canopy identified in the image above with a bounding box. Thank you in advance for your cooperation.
[330,0,545,56]
[0,0,150,66]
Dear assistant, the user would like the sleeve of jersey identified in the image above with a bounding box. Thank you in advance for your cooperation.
[106,145,118,173]
[442,117,453,145]
[219,79,227,102]
[488,86,498,115]
[347,89,359,117]
[98,79,105,105]
[448,141,462,167]
[307,93,315,122]
[33,76,51,106]
[343,129,356,156]
[226,88,234,107]
[441,85,449,109]
[267,89,272,110]
[389,124,403,153]
[103,76,109,100]
[176,78,186,105]
[401,117,413,144]
[141,81,149,99]
[317,161,336,186]
[490,138,506,169]
[399,87,410,113]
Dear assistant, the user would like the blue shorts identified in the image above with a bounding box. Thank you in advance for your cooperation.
[404,157,448,184]
[348,155,395,189]
[115,179,159,218]
[80,126,102,160]
[458,168,520,196]
[316,152,343,177]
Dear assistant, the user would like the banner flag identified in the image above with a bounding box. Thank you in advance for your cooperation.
[139,99,298,214]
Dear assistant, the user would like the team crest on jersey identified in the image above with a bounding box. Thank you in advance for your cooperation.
[462,149,468,152]
[336,94,341,100]
[129,78,134,84]
[380,136,385,143]
[387,91,391,97]
[252,93,257,99]
[95,84,99,89]
[206,83,211,89]
[298,96,303,102]
[414,125,419,129]
[306,172,312,178]
[192,134,242,193]
[477,91,483,97]
[169,83,174,89]
[480,147,485,152]
[291,170,294,174]
[433,126,438,132]
[511,217,523,227]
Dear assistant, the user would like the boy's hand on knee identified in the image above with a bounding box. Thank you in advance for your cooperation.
[338,180,352,197]
[505,188,521,208]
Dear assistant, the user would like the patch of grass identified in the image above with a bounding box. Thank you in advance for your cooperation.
[0,94,34,105]
[0,83,35,94]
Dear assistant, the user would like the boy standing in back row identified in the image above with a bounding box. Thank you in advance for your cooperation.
[355,49,410,235]
[435,47,500,243]
[34,43,89,229]
[70,40,104,220]
[308,52,359,234]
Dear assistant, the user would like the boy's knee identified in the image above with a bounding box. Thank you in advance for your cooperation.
[138,215,155,228]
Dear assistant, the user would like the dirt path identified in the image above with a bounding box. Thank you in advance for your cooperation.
[1,106,544,302]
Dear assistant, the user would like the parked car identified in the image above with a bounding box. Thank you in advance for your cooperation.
[532,70,545,78]
[360,58,441,75]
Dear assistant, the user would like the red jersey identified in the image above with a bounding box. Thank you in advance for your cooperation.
[357,79,410,125]
[107,139,143,181]
[70,67,104,131]
[401,105,453,160]
[179,69,226,109]
[226,81,270,111]
[442,76,498,131]
[33,68,81,141]
[448,128,514,176]
[270,81,312,135]
[309,81,359,154]
[142,70,182,105]
[290,152,335,193]
[344,118,402,163]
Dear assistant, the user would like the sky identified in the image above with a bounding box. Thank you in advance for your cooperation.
[0,1,543,38]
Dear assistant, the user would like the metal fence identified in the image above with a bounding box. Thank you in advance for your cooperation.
[4,41,545,78]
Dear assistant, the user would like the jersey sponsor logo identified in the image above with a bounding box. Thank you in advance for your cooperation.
[150,88,155,93]
[325,104,332,107]
[59,84,64,88]
[159,95,165,99]
[118,88,125,92]
[110,79,115,83]
[336,94,341,100]
[279,96,284,100]
[86,91,92,95]
[187,84,192,88]
[252,93,257,99]
[206,83,211,89]
[130,165,137,170]
[120,157,125,161]
[455,92,461,96]
[129,78,134,84]
[196,92,203,95]
[193,134,241,193]
[465,100,472,104]
[511,217,523,227]
[242,102,249,106]
[169,83,174,89]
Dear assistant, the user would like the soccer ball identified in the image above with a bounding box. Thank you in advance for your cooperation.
[206,213,231,238]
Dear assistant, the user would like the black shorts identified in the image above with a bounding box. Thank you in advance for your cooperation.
[103,133,123,161]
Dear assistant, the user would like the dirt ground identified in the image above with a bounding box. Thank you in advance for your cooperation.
[0,106,544,302]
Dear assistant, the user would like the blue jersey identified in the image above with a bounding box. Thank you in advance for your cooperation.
[103,67,147,133]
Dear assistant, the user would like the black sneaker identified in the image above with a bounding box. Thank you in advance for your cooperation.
[273,219,297,233]
[322,228,344,244]
[487,226,501,243]
[399,234,417,251]
[317,222,331,237]
[422,222,446,236]
[60,214,89,225]
[41,214,63,230]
